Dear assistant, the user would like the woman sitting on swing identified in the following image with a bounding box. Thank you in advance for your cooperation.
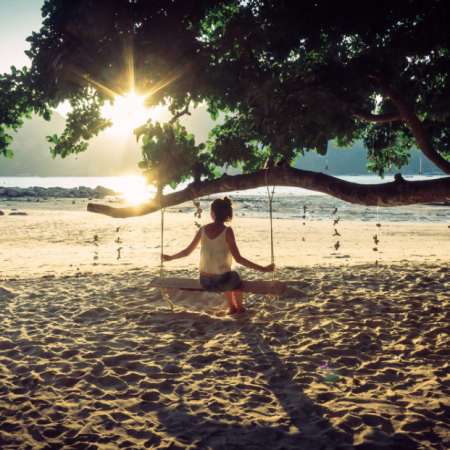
[161,196,275,314]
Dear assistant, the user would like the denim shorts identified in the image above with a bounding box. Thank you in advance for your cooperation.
[199,270,242,293]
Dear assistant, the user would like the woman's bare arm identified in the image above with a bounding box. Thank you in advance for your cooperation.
[161,229,202,262]
[226,228,275,272]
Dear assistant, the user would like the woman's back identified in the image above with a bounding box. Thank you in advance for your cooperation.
[203,222,227,239]
[199,225,232,275]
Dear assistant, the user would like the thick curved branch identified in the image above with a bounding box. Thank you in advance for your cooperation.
[353,110,401,123]
[87,166,450,218]
[368,71,450,175]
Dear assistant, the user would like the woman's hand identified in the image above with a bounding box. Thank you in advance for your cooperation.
[263,263,276,272]
[161,254,173,262]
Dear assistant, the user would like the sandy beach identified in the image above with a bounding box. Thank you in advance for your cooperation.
[1,197,450,449]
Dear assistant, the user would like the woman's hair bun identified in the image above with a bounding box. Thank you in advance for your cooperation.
[211,196,234,223]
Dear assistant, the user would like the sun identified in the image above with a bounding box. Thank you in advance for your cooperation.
[103,92,152,135]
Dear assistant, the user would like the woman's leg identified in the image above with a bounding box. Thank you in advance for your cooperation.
[233,291,245,313]
[224,291,237,314]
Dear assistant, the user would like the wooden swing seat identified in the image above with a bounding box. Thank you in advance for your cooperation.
[149,277,287,295]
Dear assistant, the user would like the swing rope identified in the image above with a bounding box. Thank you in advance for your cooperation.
[158,198,174,310]
[160,207,166,282]
[265,168,276,285]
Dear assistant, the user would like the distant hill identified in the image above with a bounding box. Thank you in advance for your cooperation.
[0,111,444,177]
[293,141,443,176]
[0,112,143,177]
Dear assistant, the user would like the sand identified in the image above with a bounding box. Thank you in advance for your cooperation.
[1,197,450,449]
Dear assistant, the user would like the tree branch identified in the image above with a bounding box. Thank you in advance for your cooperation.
[169,105,191,125]
[353,110,401,123]
[367,71,450,175]
[87,165,450,218]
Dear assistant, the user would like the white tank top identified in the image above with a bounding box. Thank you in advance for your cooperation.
[199,226,233,275]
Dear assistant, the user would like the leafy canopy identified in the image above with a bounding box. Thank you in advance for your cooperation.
[1,0,450,187]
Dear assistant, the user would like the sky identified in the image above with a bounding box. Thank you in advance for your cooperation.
[0,0,44,75]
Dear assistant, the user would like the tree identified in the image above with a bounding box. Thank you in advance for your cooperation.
[2,0,450,218]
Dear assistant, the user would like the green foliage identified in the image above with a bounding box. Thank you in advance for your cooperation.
[46,90,112,158]
[1,0,450,189]
[135,119,212,190]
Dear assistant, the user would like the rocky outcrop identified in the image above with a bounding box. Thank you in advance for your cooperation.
[0,185,118,199]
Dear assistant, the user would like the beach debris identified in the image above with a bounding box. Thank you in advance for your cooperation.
[427,426,434,433]
[332,208,338,214]
[117,247,123,260]
[93,252,99,261]
[161,288,175,311]
[333,229,341,236]
[325,165,328,170]
[303,222,305,225]
[194,221,201,229]
[302,237,305,241]
[376,223,381,227]
[373,234,380,245]
[302,215,306,219]
[333,217,340,226]
[193,199,202,218]
[33,377,41,386]
[334,241,340,250]
[116,227,121,233]
[373,247,378,251]
[303,205,307,213]
[353,378,361,385]
[375,273,381,280]
[115,237,122,243]
[374,260,378,268]
[93,235,99,247]
[321,364,339,383]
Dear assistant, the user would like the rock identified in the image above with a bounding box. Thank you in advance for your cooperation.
[95,185,117,196]
[0,188,6,195]
[9,212,28,216]
[5,188,21,197]
[0,211,4,215]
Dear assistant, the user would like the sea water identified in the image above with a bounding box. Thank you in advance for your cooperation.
[0,173,444,195]
[1,174,448,223]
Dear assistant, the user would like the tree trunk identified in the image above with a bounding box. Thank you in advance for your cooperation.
[87,165,450,218]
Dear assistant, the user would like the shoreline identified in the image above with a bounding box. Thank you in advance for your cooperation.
[1,201,450,280]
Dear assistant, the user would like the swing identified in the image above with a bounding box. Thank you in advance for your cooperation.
[149,170,288,300]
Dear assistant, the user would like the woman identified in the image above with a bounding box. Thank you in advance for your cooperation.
[161,196,275,314]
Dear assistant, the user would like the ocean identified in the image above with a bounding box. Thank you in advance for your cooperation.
[1,174,449,223]
[0,173,444,196]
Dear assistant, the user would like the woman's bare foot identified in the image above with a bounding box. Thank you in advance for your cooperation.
[227,307,237,315]
[236,307,246,313]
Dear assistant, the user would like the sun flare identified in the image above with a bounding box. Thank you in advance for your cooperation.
[103,92,152,135]
[112,175,155,204]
